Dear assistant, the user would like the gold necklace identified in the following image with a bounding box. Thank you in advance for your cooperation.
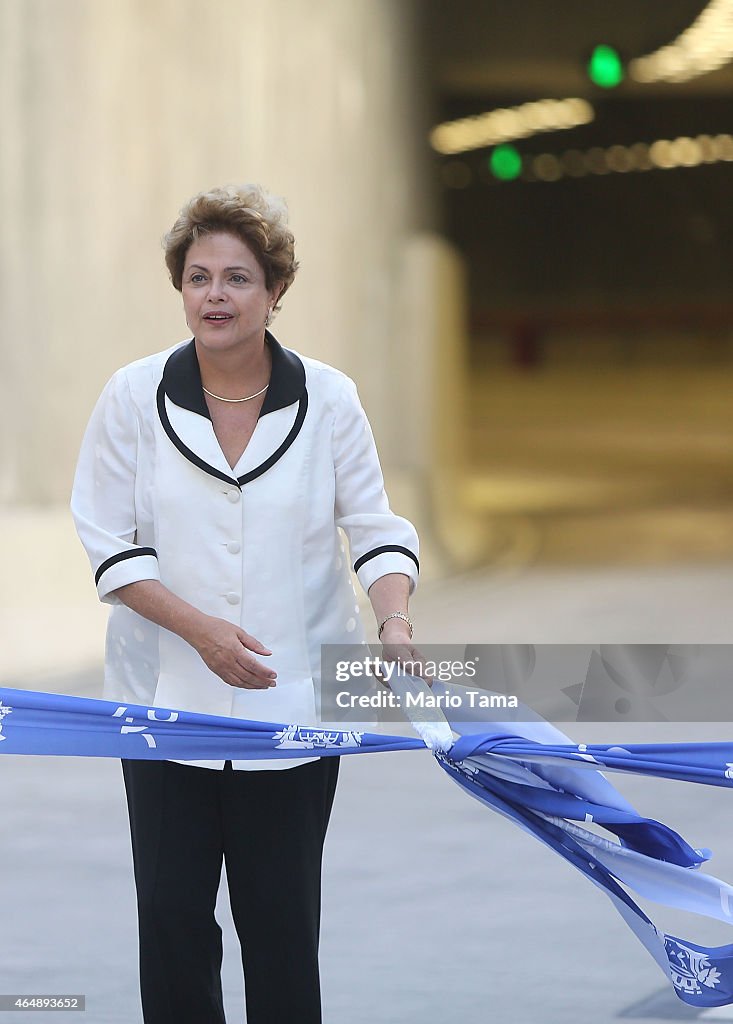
[201,383,269,403]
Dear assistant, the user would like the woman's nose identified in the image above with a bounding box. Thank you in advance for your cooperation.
[207,277,227,299]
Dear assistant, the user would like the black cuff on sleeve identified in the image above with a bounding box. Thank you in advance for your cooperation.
[353,545,419,574]
[95,547,158,585]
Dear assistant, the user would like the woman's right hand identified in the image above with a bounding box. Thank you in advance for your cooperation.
[188,616,277,689]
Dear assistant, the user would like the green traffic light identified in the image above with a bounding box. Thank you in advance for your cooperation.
[588,44,624,88]
[490,144,522,181]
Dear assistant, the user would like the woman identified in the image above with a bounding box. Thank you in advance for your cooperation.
[70,184,421,1024]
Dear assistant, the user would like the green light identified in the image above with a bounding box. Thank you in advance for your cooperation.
[490,144,522,181]
[588,44,624,88]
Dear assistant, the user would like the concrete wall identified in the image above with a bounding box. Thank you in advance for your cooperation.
[0,0,445,680]
[1,0,435,505]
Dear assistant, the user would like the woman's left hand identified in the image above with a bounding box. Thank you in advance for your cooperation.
[379,622,434,685]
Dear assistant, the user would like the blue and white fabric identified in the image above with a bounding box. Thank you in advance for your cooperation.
[2,678,733,1008]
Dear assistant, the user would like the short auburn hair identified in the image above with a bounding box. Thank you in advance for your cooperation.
[163,184,299,311]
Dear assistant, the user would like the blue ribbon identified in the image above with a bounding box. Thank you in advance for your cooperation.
[3,684,733,1008]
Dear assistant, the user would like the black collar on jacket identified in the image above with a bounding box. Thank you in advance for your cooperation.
[157,330,308,487]
[161,329,306,420]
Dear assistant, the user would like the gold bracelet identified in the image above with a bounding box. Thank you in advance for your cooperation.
[377,612,413,640]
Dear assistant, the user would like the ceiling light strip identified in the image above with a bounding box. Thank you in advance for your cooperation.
[440,133,733,187]
[528,133,733,180]
[430,98,594,155]
[630,0,733,83]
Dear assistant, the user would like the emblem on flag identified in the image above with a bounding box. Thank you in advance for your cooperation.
[272,725,364,750]
[666,939,722,995]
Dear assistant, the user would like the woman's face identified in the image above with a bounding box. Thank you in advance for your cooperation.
[181,231,279,353]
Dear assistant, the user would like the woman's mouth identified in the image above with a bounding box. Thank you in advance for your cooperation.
[202,313,234,326]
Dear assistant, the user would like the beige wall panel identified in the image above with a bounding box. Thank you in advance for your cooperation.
[1,0,433,503]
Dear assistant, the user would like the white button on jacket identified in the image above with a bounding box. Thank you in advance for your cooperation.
[70,332,419,770]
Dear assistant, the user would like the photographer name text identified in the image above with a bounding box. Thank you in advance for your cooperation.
[335,690,518,710]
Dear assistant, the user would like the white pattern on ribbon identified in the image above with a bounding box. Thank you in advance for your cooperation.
[0,700,12,741]
[112,706,180,749]
[665,939,722,996]
[273,725,363,750]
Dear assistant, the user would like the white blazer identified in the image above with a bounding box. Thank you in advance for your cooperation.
[70,332,419,770]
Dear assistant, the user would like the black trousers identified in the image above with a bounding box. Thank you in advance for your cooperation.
[121,756,340,1024]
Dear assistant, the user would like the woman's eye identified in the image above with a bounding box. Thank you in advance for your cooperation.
[230,275,246,284]
[190,273,206,283]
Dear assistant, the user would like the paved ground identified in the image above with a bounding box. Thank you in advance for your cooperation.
[2,562,733,1023]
